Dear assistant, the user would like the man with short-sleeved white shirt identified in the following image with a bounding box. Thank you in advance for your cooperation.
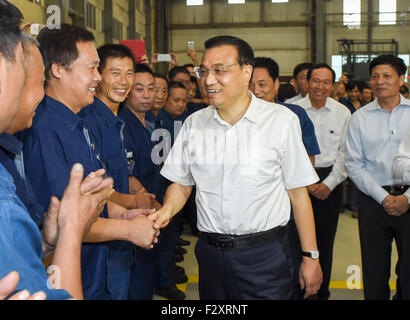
[295,63,351,300]
[346,54,410,300]
[153,36,323,300]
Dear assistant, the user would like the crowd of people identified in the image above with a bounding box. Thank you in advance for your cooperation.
[0,0,410,301]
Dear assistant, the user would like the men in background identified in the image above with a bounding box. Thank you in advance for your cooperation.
[361,84,374,105]
[80,44,156,300]
[339,80,364,114]
[21,24,159,299]
[250,57,320,165]
[346,55,410,300]
[0,0,115,300]
[250,56,321,299]
[119,64,172,299]
[286,62,313,104]
[154,35,322,300]
[296,63,351,300]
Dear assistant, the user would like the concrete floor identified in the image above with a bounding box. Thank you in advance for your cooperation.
[154,210,399,300]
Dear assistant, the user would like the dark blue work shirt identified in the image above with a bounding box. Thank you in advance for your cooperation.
[339,98,363,114]
[158,108,186,146]
[118,105,164,204]
[185,101,207,118]
[278,101,321,156]
[80,97,133,272]
[145,110,161,133]
[20,95,109,300]
[0,163,72,300]
[0,133,44,226]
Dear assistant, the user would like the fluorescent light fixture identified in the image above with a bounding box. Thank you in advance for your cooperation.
[271,0,288,3]
[228,0,245,4]
[187,0,203,5]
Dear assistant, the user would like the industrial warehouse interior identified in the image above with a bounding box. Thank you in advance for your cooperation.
[2,0,409,304]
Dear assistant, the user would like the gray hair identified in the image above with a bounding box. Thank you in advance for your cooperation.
[21,33,41,83]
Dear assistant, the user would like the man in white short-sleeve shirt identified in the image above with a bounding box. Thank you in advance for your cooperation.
[153,35,322,300]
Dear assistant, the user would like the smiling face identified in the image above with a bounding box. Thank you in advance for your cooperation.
[164,87,188,118]
[200,44,252,111]
[97,56,134,108]
[9,45,45,133]
[250,67,278,102]
[308,68,334,106]
[126,72,155,114]
[370,64,404,102]
[55,41,101,113]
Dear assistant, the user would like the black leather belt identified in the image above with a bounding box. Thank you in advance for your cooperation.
[201,225,288,250]
[382,185,410,196]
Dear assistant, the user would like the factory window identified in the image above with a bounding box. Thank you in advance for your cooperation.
[343,0,361,27]
[379,0,396,25]
[85,2,96,30]
[113,19,123,40]
[187,0,203,5]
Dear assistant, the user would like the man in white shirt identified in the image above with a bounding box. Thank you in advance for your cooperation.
[152,35,322,300]
[346,55,410,300]
[285,62,313,104]
[295,63,351,300]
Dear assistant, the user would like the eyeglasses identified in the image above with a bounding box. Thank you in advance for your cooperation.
[195,63,238,79]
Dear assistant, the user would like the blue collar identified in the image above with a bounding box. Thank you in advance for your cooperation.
[92,97,124,129]
[0,132,23,156]
[43,95,82,132]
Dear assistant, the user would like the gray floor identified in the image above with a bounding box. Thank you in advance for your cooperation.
[154,210,399,300]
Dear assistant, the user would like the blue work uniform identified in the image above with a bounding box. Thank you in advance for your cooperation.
[20,95,110,300]
[118,104,163,299]
[80,97,133,300]
[0,163,72,300]
[0,133,44,227]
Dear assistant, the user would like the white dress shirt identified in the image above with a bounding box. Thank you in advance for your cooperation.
[161,92,319,235]
[295,95,351,191]
[346,95,410,204]
[285,93,302,104]
[393,127,410,185]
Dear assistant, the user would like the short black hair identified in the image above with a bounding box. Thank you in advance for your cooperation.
[369,54,407,76]
[154,72,168,85]
[293,62,314,79]
[0,0,23,62]
[97,44,136,74]
[277,83,297,102]
[190,75,198,85]
[37,23,95,85]
[168,80,188,97]
[183,63,195,69]
[204,35,254,67]
[168,66,190,81]
[135,63,154,77]
[307,63,336,83]
[254,57,279,81]
[400,85,409,95]
[346,80,363,92]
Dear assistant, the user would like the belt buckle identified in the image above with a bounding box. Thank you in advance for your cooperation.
[391,185,403,196]
[216,237,234,249]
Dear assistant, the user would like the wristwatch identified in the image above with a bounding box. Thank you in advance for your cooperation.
[301,250,319,260]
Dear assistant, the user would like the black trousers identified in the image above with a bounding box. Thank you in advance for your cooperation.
[357,191,410,300]
[194,229,295,300]
[309,167,343,300]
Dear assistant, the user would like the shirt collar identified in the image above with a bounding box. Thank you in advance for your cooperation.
[0,132,23,155]
[92,97,123,129]
[44,95,81,132]
[304,94,333,111]
[368,94,410,112]
[211,90,259,126]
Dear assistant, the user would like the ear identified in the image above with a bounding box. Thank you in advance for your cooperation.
[50,62,65,80]
[399,74,405,87]
[274,78,280,93]
[242,64,253,85]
